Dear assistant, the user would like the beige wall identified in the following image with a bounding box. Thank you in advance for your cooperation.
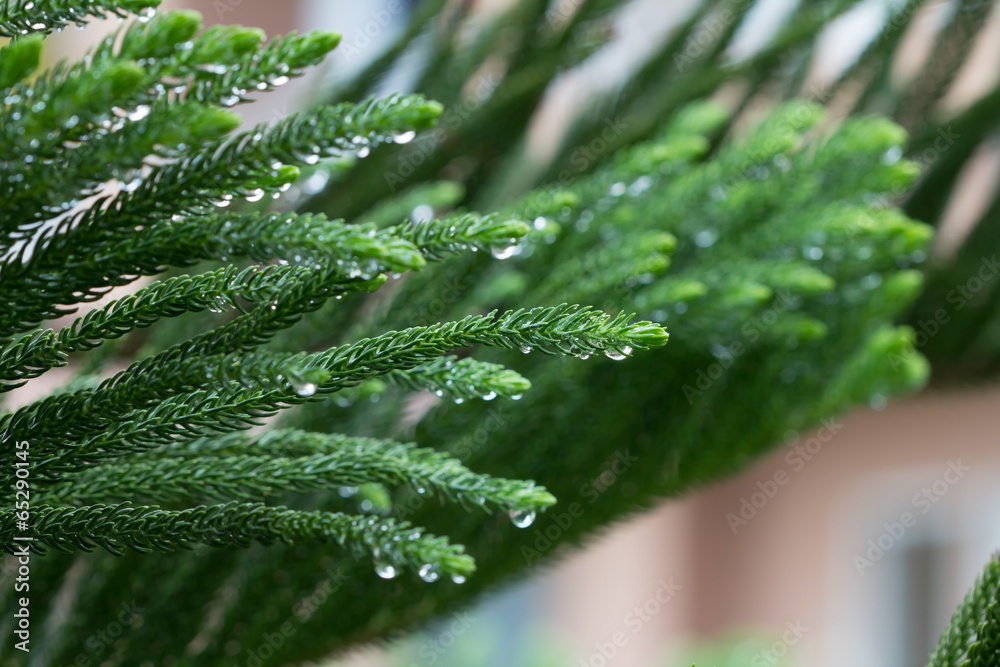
[538,385,1000,666]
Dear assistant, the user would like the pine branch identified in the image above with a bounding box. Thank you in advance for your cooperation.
[1,350,330,458]
[1,94,442,273]
[965,597,1000,667]
[0,502,475,578]
[385,356,531,402]
[531,230,676,306]
[39,432,556,513]
[0,32,43,87]
[398,212,530,261]
[0,0,158,37]
[0,208,529,391]
[131,209,527,275]
[2,304,666,480]
[0,95,443,336]
[0,264,300,390]
[0,12,339,171]
[929,553,1000,667]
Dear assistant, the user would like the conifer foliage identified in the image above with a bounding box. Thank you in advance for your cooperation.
[930,553,1000,667]
[0,0,994,665]
[0,0,667,647]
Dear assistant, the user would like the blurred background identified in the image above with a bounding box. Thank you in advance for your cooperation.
[38,1,1000,665]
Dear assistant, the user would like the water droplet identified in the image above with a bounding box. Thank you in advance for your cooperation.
[604,345,632,361]
[693,229,719,248]
[411,204,434,222]
[357,146,370,158]
[302,170,330,194]
[291,379,317,397]
[127,105,150,122]
[393,130,416,144]
[511,394,523,401]
[375,562,397,579]
[245,188,265,202]
[804,246,823,260]
[482,391,497,401]
[520,345,532,354]
[418,564,440,582]
[881,146,903,165]
[860,272,883,290]
[207,295,229,313]
[629,176,653,196]
[509,509,536,528]
[454,397,464,404]
[303,154,320,165]
[608,181,626,197]
[491,245,520,260]
[533,217,547,231]
[451,574,466,584]
[269,75,290,86]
